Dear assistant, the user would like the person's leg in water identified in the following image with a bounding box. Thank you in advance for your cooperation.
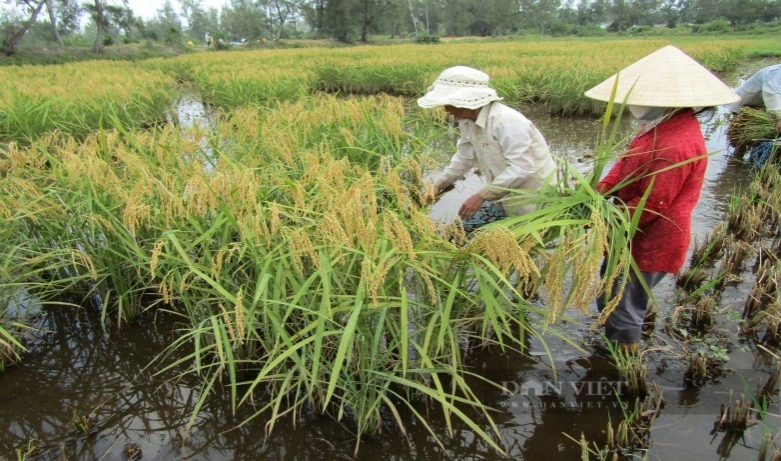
[597,267,666,353]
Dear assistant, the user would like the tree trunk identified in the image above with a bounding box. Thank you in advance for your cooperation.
[316,0,325,38]
[425,2,429,35]
[3,0,47,56]
[360,0,370,42]
[273,0,289,40]
[46,0,64,46]
[92,0,105,54]
[407,0,418,37]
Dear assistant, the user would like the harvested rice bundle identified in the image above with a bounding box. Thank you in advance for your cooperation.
[727,107,778,153]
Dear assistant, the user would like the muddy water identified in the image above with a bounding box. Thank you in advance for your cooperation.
[1,102,778,460]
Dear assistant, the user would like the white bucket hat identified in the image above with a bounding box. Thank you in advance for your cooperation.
[584,45,740,107]
[417,66,503,109]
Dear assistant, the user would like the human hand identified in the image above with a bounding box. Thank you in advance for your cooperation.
[458,194,484,220]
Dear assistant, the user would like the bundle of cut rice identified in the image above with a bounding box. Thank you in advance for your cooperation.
[727,107,778,153]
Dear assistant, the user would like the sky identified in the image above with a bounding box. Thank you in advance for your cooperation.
[126,0,228,20]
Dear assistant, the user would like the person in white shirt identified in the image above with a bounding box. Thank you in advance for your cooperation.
[727,63,781,132]
[418,66,557,233]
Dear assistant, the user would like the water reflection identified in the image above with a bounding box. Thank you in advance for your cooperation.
[172,94,217,131]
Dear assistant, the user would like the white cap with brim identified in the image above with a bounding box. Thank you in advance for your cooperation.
[584,45,740,107]
[418,66,503,110]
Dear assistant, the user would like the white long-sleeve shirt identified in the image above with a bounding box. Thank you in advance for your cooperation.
[434,102,556,216]
[727,64,781,116]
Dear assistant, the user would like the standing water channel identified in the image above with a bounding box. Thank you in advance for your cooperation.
[1,91,777,460]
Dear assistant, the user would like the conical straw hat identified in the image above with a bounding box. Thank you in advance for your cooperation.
[584,45,740,107]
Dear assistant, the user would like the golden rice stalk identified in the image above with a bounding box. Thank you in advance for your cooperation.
[150,239,166,279]
[219,303,237,343]
[320,211,350,252]
[540,229,572,322]
[287,227,320,272]
[158,270,174,304]
[211,243,242,279]
[463,226,539,282]
[235,287,245,343]
[382,213,416,262]
[71,249,98,280]
[1,141,49,172]
[123,183,153,236]
[367,254,401,304]
[183,173,217,217]
[568,211,610,313]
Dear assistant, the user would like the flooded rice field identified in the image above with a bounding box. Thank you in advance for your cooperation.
[1,95,778,460]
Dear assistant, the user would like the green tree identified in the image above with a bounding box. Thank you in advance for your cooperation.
[441,0,475,36]
[261,0,298,40]
[609,0,662,29]
[323,0,354,41]
[221,0,269,40]
[300,0,327,37]
[180,0,218,41]
[374,0,408,38]
[3,0,47,55]
[83,0,134,53]
[157,0,182,30]
[518,0,560,34]
[486,0,519,34]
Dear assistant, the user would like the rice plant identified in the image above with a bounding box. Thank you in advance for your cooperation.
[0,62,174,142]
[567,383,663,460]
[684,340,729,388]
[605,339,649,397]
[672,295,719,334]
[676,266,710,292]
[71,413,97,437]
[689,224,727,268]
[713,389,757,433]
[1,40,762,451]
[14,439,42,461]
[759,431,781,461]
[727,107,779,153]
[758,360,781,402]
[713,239,755,292]
[727,194,763,241]
[497,87,641,326]
[138,38,764,115]
[743,260,779,321]
[1,92,588,454]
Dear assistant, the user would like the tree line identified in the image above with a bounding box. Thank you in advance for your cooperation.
[2,0,780,55]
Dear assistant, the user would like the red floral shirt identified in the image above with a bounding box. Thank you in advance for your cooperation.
[597,110,707,273]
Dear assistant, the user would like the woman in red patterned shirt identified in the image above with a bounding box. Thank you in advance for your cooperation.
[584,46,740,352]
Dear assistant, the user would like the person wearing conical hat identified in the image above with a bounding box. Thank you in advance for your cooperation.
[418,66,557,233]
[585,45,740,353]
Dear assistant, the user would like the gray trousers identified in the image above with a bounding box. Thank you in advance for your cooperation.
[597,268,666,342]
